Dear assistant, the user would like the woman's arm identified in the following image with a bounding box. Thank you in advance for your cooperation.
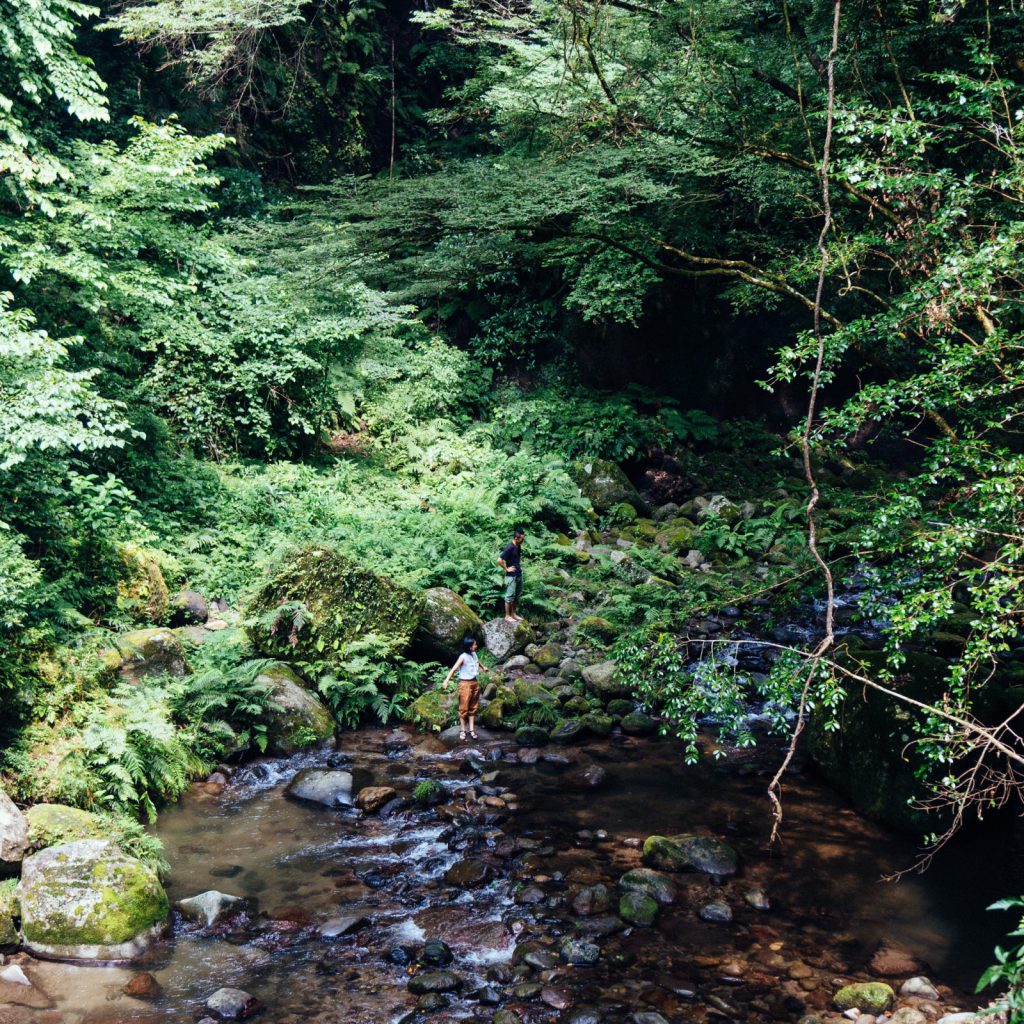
[444,654,465,687]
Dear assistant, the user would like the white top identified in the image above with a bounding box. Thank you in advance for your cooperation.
[458,652,479,680]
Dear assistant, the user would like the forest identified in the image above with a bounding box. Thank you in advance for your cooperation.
[2,1,1024,1022]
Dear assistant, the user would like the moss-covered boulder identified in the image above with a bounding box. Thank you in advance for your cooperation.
[833,983,894,1014]
[478,700,507,730]
[642,835,738,878]
[0,878,19,948]
[531,642,563,670]
[415,588,484,661]
[483,617,535,661]
[168,589,209,626]
[257,664,335,755]
[573,460,646,514]
[116,543,169,624]
[25,805,104,851]
[582,660,631,699]
[576,615,618,642]
[107,628,191,685]
[654,519,699,554]
[18,840,170,961]
[247,545,423,663]
[620,711,658,735]
[580,713,614,737]
[407,688,457,733]
[619,890,658,927]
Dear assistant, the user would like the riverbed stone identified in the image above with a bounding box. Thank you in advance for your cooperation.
[900,977,940,1000]
[561,937,601,965]
[833,982,894,1014]
[24,804,103,851]
[18,839,169,961]
[582,661,631,699]
[0,788,29,870]
[618,868,677,905]
[890,1010,929,1024]
[698,901,732,922]
[206,987,262,1020]
[642,834,738,877]
[123,972,162,1000]
[0,878,19,947]
[285,769,354,808]
[620,711,657,735]
[550,719,584,744]
[619,890,658,926]
[355,786,397,813]
[515,725,551,746]
[408,970,463,994]
[169,589,209,626]
[177,890,248,928]
[745,887,770,910]
[484,618,535,661]
[258,663,335,755]
[572,884,610,917]
[416,587,484,660]
[445,858,489,888]
[318,914,368,938]
[422,938,453,966]
[580,713,614,736]
[564,763,607,790]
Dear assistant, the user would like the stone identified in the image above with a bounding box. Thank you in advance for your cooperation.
[444,859,489,888]
[573,459,646,514]
[580,713,614,737]
[890,1010,929,1024]
[408,688,457,732]
[633,1015,669,1024]
[18,839,169,961]
[285,769,354,808]
[936,1015,977,1024]
[833,983,895,1014]
[576,616,618,642]
[900,977,940,1001]
[483,618,536,661]
[257,663,335,755]
[0,963,51,1009]
[494,1012,524,1024]
[575,916,625,938]
[533,642,563,669]
[572,884,610,917]
[206,987,262,1020]
[619,890,658,926]
[515,726,551,746]
[0,788,29,869]
[698,901,732,922]
[177,891,248,928]
[870,941,922,976]
[581,661,631,699]
[541,986,572,1010]
[561,937,601,966]
[408,970,463,994]
[550,719,584,744]
[564,763,607,790]
[168,589,209,626]
[417,991,450,1011]
[0,878,19,947]
[111,628,190,685]
[524,948,559,970]
[745,887,770,910]
[416,587,485,660]
[123,972,162,1000]
[317,914,368,938]
[422,938,453,966]
[620,711,657,735]
[618,868,677,905]
[355,786,397,813]
[116,543,169,624]
[642,834,738,877]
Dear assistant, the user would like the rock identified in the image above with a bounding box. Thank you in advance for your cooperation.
[123,972,162,1000]
[620,711,657,735]
[619,890,658,926]
[408,688,458,732]
[444,859,489,888]
[642,834,738,877]
[655,520,698,554]
[900,977,940,1001]
[564,763,607,790]
[116,543,169,624]
[417,991,450,1011]
[206,987,262,1020]
[0,878,19,947]
[532,642,563,669]
[317,914,368,938]
[494,1011,524,1024]
[580,713,614,737]
[422,938,453,966]
[550,719,584,744]
[408,970,463,994]
[745,887,770,910]
[0,788,29,870]
[177,890,248,928]
[18,840,169,961]
[575,916,625,938]
[515,726,551,746]
[606,698,634,717]
[524,948,559,970]
[355,786,397,813]
[258,663,335,755]
[870,941,922,976]
[633,1015,669,1024]
[572,884,610,917]
[581,661,631,699]
[542,986,572,1010]
[833,983,895,1014]
[483,618,535,661]
[110,627,190,685]
[576,616,618,642]
[168,589,209,626]
[416,588,485,660]
[891,1010,929,1024]
[573,459,646,514]
[0,963,51,1009]
[560,937,601,966]
[618,868,677,905]
[936,1015,977,1024]
[285,769,354,808]
[698,901,732,922]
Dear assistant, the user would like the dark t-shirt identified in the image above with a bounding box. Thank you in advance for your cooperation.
[500,542,522,576]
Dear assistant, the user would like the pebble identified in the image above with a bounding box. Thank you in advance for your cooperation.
[900,976,940,1000]
[699,901,733,922]
[205,987,261,1020]
[745,887,770,910]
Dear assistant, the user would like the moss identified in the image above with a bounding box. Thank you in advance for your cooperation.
[257,663,334,754]
[577,615,618,642]
[26,805,104,850]
[833,983,894,1014]
[116,543,169,624]
[0,878,18,947]
[247,545,423,663]
[406,689,457,732]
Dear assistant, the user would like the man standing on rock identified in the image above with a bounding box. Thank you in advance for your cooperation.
[498,528,525,622]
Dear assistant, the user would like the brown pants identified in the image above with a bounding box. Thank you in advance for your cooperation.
[458,679,480,717]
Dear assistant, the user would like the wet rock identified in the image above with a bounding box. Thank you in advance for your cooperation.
[550,719,584,744]
[317,914,368,938]
[560,937,601,966]
[210,864,244,878]
[408,970,463,994]
[0,963,52,1009]
[169,589,209,626]
[572,883,610,917]
[18,839,169,961]
[422,938,453,966]
[177,891,249,928]
[513,982,542,998]
[900,977,940,1000]
[642,834,738,877]
[620,711,657,735]
[473,985,502,1004]
[285,769,354,808]
[632,1014,669,1024]
[524,948,559,970]
[416,587,484,660]
[259,663,335,755]
[563,1007,603,1024]
[514,885,546,905]
[891,1010,929,1024]
[484,618,535,661]
[581,661,631,699]
[542,986,573,1010]
[575,916,625,938]
[355,786,397,813]
[698,901,732,922]
[110,628,190,685]
[580,713,614,736]
[417,991,450,1012]
[745,887,770,910]
[619,890,658,926]
[123,972,162,1000]
[515,726,551,746]
[494,1011,524,1024]
[833,982,894,1014]
[618,868,677,905]
[445,859,489,888]
[0,788,29,870]
[564,764,607,790]
[205,987,262,1020]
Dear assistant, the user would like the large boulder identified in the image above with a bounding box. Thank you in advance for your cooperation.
[0,789,29,872]
[582,660,631,699]
[25,805,103,851]
[107,628,190,685]
[415,588,484,661]
[483,618,535,661]
[177,891,249,929]
[168,589,209,626]
[247,545,422,663]
[285,769,354,808]
[0,878,18,948]
[258,664,335,756]
[406,688,457,732]
[573,459,646,514]
[18,840,169,961]
[116,543,169,624]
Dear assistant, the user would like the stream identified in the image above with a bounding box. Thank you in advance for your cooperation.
[7,723,1015,1024]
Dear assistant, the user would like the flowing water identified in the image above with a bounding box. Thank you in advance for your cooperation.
[5,725,1015,1024]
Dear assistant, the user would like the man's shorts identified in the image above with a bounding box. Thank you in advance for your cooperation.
[503,572,523,603]
[458,679,480,717]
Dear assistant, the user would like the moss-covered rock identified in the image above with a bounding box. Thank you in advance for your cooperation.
[642,834,738,877]
[549,719,584,744]
[582,660,631,698]
[580,713,614,737]
[116,543,169,624]
[415,588,484,661]
[619,890,658,927]
[108,628,191,685]
[833,983,894,1014]
[573,459,646,514]
[655,519,698,554]
[478,700,507,730]
[620,710,658,735]
[25,805,104,851]
[247,545,423,663]
[563,695,592,717]
[532,642,562,670]
[576,616,618,642]
[407,688,457,733]
[0,877,19,948]
[483,617,535,661]
[18,840,169,961]
[515,726,551,746]
[168,589,208,626]
[606,698,634,718]
[257,663,334,755]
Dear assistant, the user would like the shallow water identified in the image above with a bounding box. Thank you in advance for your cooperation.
[5,726,1016,1024]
